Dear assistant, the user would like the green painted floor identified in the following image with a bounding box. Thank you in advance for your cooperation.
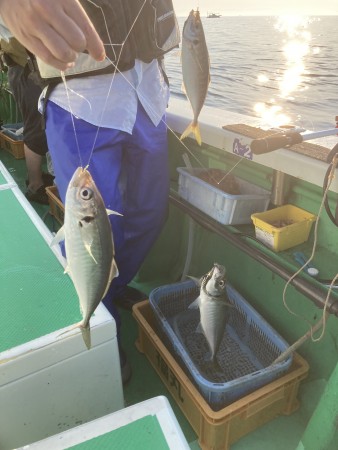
[1,148,337,450]
[69,415,171,450]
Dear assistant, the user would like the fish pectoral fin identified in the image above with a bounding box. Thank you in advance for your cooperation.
[79,224,97,263]
[106,208,123,217]
[222,300,234,307]
[180,121,202,146]
[187,275,201,286]
[189,296,201,309]
[195,322,203,334]
[50,226,65,246]
[181,81,187,94]
[220,296,233,307]
[84,242,98,264]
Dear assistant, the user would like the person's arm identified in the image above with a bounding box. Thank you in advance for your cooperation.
[0,0,105,71]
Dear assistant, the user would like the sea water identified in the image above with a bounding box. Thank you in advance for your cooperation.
[165,15,338,130]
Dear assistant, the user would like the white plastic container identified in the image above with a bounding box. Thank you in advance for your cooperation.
[0,162,124,450]
[0,306,124,450]
[20,396,190,450]
[177,167,271,225]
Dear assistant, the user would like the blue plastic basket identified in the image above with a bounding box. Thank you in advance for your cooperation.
[149,280,292,411]
[1,123,24,141]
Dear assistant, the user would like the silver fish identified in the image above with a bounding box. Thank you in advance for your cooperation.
[180,9,210,145]
[52,167,119,349]
[189,263,231,366]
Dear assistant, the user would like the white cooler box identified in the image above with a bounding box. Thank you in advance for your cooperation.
[0,162,124,450]
[20,396,190,450]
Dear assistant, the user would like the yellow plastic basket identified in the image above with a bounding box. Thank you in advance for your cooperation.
[251,204,316,252]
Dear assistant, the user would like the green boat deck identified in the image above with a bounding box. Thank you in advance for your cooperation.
[1,124,338,449]
[0,187,81,352]
[68,415,170,450]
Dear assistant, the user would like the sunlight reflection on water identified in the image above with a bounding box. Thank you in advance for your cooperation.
[166,15,337,130]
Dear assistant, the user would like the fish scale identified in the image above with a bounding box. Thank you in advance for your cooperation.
[189,263,231,366]
[180,9,210,145]
[200,299,228,359]
[67,219,107,314]
[52,167,119,349]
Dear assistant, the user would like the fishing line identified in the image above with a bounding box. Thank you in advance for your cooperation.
[60,0,243,185]
[104,56,247,183]
[282,154,338,342]
[84,0,148,166]
[61,71,83,168]
[104,54,246,178]
[60,0,147,169]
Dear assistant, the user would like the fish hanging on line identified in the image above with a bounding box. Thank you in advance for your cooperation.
[51,167,120,350]
[180,9,210,146]
[189,263,232,369]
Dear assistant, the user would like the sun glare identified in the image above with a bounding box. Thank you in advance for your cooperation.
[254,102,291,128]
[254,15,318,127]
[257,74,269,83]
[277,16,312,98]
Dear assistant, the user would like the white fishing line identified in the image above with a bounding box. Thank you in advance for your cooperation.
[61,71,83,168]
[59,0,243,183]
[282,153,338,343]
[60,0,148,168]
[58,2,337,350]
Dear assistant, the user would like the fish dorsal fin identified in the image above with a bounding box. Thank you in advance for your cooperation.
[50,226,65,246]
[188,296,201,309]
[102,258,119,299]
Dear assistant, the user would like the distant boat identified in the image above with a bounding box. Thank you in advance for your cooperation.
[207,12,221,18]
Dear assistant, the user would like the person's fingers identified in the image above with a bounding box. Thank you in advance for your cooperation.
[32,0,105,63]
[0,0,106,69]
[32,19,83,64]
[39,14,106,64]
[23,35,76,71]
[63,2,106,61]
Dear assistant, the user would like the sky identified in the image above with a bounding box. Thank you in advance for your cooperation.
[172,0,337,17]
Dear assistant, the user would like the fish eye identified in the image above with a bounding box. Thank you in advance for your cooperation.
[219,279,225,287]
[80,188,93,200]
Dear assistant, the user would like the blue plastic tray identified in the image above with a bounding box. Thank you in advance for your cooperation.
[149,280,292,411]
[1,123,24,140]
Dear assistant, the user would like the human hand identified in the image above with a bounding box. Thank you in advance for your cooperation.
[0,0,106,71]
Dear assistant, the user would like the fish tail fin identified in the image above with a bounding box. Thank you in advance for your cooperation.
[180,121,202,145]
[205,352,223,373]
[80,323,91,350]
[57,321,91,350]
[211,358,223,373]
